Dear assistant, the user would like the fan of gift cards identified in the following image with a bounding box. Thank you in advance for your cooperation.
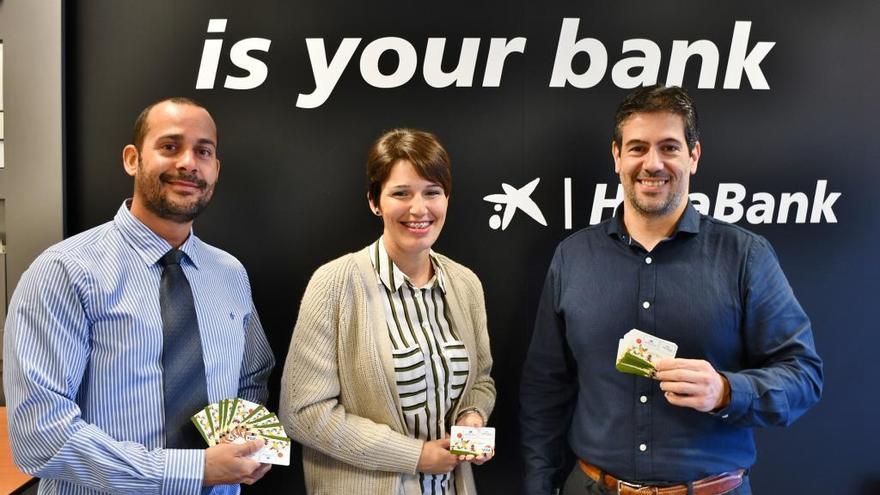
[615,329,678,378]
[191,398,291,466]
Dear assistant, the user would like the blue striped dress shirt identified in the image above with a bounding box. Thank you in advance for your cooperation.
[2,201,275,495]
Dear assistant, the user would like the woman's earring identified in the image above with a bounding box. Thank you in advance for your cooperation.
[374,209,382,216]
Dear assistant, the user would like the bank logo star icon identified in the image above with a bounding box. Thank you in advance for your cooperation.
[483,178,548,230]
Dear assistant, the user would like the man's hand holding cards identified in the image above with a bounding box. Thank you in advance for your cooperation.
[191,398,291,466]
[616,329,731,413]
[615,329,678,378]
[655,358,731,413]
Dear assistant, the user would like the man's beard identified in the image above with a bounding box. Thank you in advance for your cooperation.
[626,177,685,218]
[136,159,215,223]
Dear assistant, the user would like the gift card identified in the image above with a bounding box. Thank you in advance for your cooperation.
[226,398,259,433]
[245,433,291,466]
[206,404,222,443]
[616,329,678,378]
[449,426,495,456]
[233,399,265,424]
[191,408,217,446]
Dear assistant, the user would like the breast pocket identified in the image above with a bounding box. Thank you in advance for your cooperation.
[441,340,470,400]
[393,345,428,413]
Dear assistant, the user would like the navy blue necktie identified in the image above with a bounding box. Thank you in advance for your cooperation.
[159,249,209,449]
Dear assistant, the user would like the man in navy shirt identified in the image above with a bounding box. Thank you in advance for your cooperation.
[520,85,822,495]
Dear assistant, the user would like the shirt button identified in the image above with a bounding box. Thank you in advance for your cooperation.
[642,301,651,309]
[645,257,652,264]
[639,443,647,452]
[640,395,647,403]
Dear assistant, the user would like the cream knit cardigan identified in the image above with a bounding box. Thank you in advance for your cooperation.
[280,247,496,495]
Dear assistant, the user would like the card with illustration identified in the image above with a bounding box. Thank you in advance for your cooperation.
[191,408,217,446]
[615,329,678,378]
[190,398,292,465]
[247,412,281,428]
[232,399,266,425]
[243,433,291,466]
[205,404,222,444]
[449,426,495,456]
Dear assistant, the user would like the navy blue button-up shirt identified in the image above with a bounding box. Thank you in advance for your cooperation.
[520,204,822,494]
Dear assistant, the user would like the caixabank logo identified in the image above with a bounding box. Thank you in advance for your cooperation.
[483,179,841,231]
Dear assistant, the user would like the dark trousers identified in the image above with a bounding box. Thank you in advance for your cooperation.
[562,464,752,495]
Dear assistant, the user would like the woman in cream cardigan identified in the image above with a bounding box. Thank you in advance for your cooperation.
[280,129,496,494]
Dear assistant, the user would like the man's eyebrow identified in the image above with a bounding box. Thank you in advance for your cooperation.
[155,133,184,142]
[623,137,684,147]
[154,134,216,148]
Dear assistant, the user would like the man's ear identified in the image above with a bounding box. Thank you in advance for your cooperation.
[612,141,622,173]
[689,141,701,175]
[122,145,139,177]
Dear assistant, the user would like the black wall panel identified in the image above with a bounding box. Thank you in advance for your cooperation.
[65,1,879,493]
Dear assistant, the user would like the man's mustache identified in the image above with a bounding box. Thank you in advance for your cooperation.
[160,171,208,189]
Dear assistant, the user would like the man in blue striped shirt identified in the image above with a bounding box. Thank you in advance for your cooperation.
[3,97,275,494]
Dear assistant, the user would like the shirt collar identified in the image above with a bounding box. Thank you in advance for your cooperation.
[605,201,701,241]
[113,199,202,269]
[676,202,701,234]
[369,237,447,293]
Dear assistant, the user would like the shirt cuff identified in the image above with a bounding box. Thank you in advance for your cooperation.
[711,371,752,421]
[162,449,205,495]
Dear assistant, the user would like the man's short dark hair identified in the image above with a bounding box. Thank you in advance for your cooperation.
[131,96,216,151]
[613,85,699,153]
